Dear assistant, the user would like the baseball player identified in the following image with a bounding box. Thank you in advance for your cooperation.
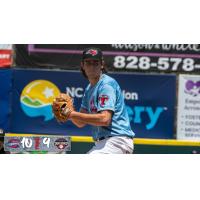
[53,47,135,154]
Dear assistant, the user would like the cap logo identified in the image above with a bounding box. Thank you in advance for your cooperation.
[86,49,98,56]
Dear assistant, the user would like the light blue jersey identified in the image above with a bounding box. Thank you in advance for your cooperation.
[81,74,135,140]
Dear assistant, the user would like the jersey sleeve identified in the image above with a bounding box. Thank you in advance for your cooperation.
[97,84,116,112]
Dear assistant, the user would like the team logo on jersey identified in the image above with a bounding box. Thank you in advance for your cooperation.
[89,97,97,113]
[99,95,109,106]
[86,49,98,56]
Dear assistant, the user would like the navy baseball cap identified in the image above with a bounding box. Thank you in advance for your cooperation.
[82,47,103,60]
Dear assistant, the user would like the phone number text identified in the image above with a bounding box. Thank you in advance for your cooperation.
[113,56,200,71]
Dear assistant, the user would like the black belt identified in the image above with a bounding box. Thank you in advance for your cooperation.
[95,136,112,142]
[95,135,133,142]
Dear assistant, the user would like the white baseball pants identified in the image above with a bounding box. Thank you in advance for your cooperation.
[87,136,134,154]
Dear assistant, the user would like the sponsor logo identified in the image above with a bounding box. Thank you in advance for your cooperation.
[54,138,69,150]
[185,80,200,97]
[20,80,60,121]
[6,139,20,149]
[126,105,167,130]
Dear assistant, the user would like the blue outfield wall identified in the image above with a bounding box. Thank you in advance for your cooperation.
[10,69,176,139]
[0,69,12,132]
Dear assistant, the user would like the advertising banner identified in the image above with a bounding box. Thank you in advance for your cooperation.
[10,69,89,136]
[0,44,12,67]
[177,75,200,141]
[10,69,176,139]
[15,44,200,73]
[0,69,12,132]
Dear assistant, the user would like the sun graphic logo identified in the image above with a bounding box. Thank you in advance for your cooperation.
[20,80,60,121]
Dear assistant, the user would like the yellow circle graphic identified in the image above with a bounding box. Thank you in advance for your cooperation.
[21,80,60,106]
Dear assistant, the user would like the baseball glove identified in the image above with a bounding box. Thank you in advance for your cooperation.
[52,93,74,123]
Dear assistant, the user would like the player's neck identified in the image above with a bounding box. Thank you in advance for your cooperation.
[89,73,103,87]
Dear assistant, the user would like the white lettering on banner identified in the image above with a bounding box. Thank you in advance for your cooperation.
[66,87,84,98]
[111,44,200,52]
[66,87,138,100]
[113,56,198,72]
[122,90,138,100]
[0,54,10,59]
[177,75,200,141]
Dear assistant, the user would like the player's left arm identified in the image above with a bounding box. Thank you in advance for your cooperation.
[70,108,88,128]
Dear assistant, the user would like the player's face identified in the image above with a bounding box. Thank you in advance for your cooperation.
[82,59,102,79]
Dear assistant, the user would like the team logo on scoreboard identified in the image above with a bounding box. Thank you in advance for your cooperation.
[6,138,20,149]
[54,138,69,150]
